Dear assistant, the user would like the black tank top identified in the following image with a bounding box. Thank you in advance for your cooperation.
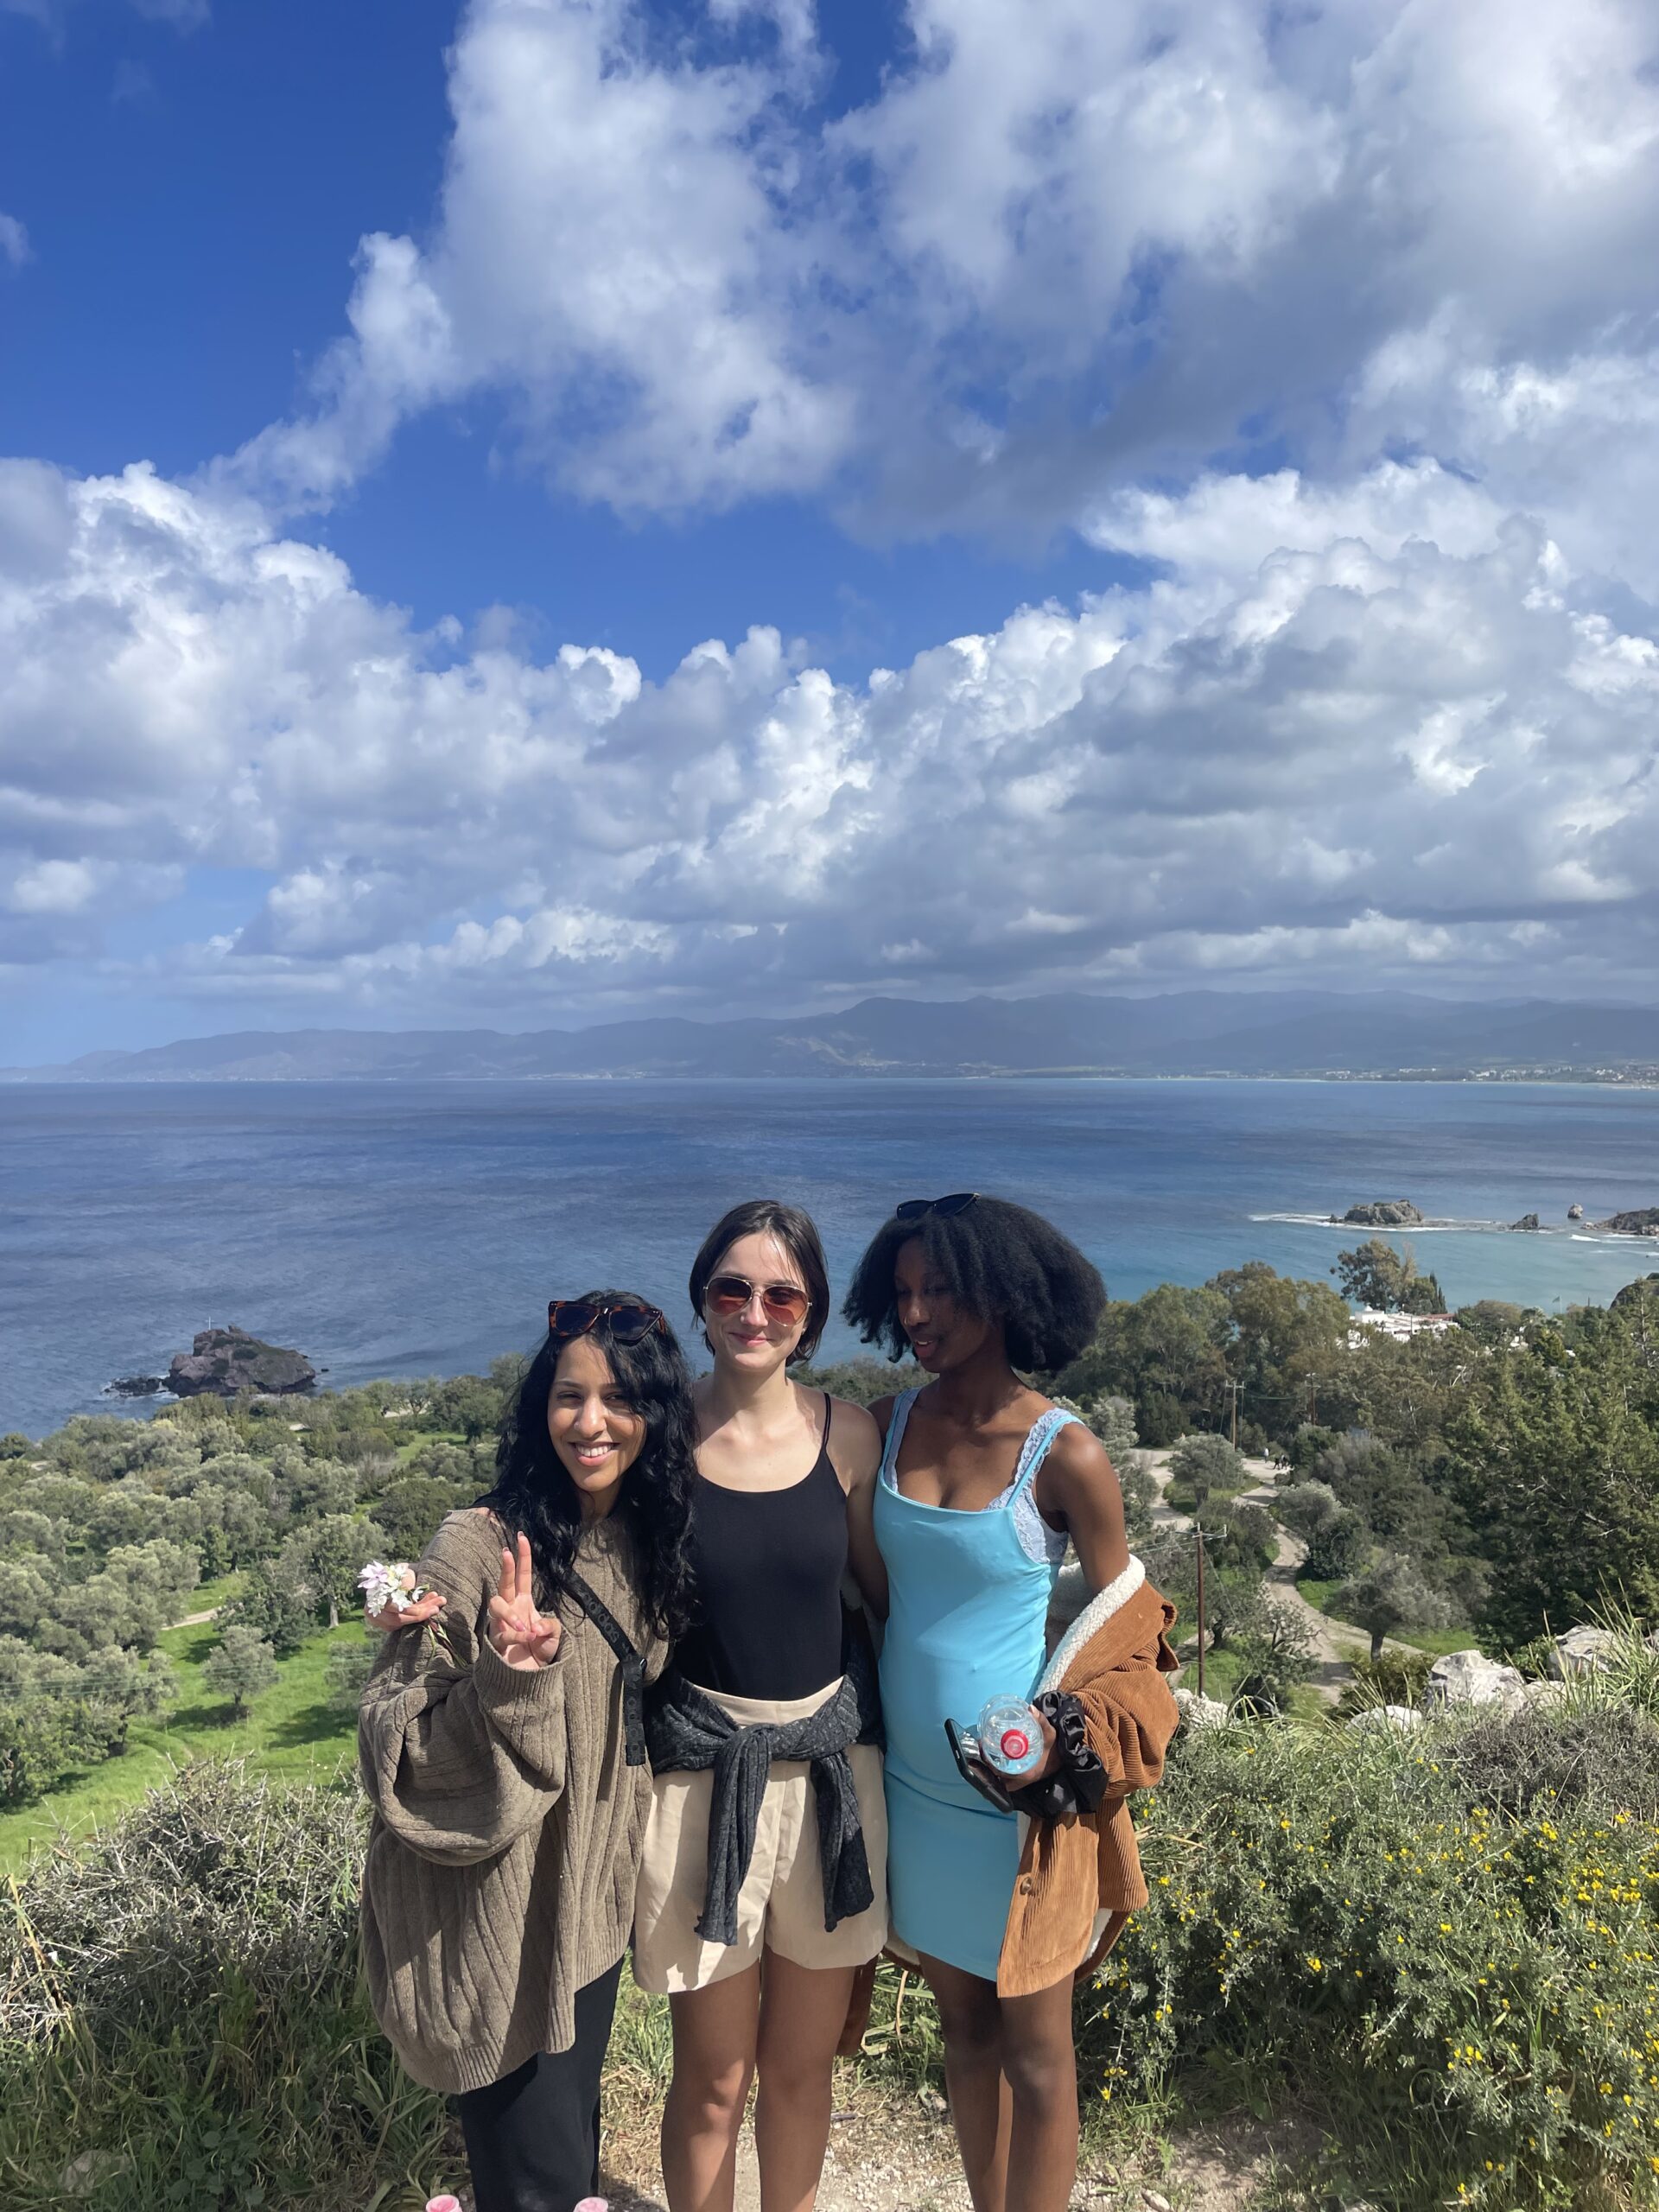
[676,1394,849,1701]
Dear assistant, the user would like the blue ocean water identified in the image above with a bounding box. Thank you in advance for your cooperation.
[3,1078,1656,1439]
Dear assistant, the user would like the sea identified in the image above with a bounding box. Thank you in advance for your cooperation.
[3,1077,1656,1440]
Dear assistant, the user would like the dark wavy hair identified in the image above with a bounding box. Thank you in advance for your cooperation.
[842,1196,1106,1374]
[476,1291,697,1641]
[689,1198,831,1363]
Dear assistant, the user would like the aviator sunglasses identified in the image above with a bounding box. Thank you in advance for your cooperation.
[895,1192,978,1221]
[547,1296,668,1347]
[703,1274,813,1327]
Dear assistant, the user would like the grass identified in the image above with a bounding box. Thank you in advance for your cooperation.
[171,1570,244,1618]
[1295,1574,1478,1658]
[0,1613,362,1872]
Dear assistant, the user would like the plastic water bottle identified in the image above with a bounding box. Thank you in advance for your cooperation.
[975,1695,1045,1777]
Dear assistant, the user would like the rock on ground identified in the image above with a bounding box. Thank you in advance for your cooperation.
[1425,1649,1524,1711]
[1547,1625,1622,1678]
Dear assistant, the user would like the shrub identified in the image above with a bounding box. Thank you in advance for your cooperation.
[796,1357,925,1407]
[0,1698,127,1808]
[1090,1713,1659,2208]
[1226,1599,1317,1713]
[222,1561,317,1657]
[1275,1478,1341,1543]
[1338,1553,1454,1661]
[1337,1649,1433,1716]
[324,1637,378,1713]
[1303,1504,1370,1580]
[1166,1433,1246,1507]
[200,1625,278,1718]
[1443,1700,1659,1821]
[0,1764,449,2209]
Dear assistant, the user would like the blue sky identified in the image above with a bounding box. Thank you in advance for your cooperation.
[3,0,1658,1061]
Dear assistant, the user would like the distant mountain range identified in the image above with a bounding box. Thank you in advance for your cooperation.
[8,992,1659,1082]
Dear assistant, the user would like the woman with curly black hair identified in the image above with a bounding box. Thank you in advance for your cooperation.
[359,1293,696,2212]
[845,1196,1179,2212]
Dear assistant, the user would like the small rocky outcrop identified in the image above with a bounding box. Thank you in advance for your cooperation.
[105,1374,167,1397]
[1547,1625,1622,1679]
[1335,1199,1425,1227]
[1567,1203,1585,1221]
[1592,1206,1659,1236]
[1173,1686,1229,1731]
[1346,1704,1424,1732]
[1509,1212,1541,1231]
[1425,1649,1525,1711]
[166,1325,316,1399]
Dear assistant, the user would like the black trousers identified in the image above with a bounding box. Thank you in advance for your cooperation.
[455,1955,624,2212]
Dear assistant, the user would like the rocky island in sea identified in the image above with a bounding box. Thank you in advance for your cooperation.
[1592,1206,1659,1236]
[1332,1198,1425,1227]
[106,1325,316,1401]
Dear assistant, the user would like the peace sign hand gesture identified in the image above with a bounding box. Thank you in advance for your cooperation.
[486,1533,563,1671]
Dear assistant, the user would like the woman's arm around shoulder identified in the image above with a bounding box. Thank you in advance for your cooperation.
[358,1512,570,1866]
[828,1396,888,1621]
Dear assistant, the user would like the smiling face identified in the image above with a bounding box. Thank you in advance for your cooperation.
[893,1234,1001,1374]
[701,1229,810,1379]
[546,1334,647,1520]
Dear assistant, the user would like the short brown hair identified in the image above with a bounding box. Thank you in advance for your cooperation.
[689,1198,830,1364]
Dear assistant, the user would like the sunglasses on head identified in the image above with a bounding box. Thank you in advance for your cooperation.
[895,1192,978,1222]
[703,1274,812,1327]
[547,1297,667,1348]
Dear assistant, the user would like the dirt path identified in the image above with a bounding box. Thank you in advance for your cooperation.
[171,1606,222,1628]
[1147,1449,1409,1705]
[602,2102,1313,2211]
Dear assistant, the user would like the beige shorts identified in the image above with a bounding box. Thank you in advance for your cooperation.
[632,1678,888,1994]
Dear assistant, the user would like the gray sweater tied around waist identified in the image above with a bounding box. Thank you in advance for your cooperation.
[645,1631,883,1948]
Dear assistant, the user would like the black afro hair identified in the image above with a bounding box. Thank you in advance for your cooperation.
[842,1194,1106,1374]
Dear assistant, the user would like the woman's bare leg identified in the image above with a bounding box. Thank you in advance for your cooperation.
[752,1951,857,2212]
[663,1969,761,2212]
[917,1952,1012,2212]
[999,1979,1079,2212]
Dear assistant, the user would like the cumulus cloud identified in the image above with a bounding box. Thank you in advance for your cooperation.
[3,454,1656,1014]
[227,0,1659,560]
[5,1,1659,1024]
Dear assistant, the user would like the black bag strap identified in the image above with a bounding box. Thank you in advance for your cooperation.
[566,1570,647,1768]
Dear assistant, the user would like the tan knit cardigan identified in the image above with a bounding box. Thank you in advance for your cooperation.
[358,1509,665,2094]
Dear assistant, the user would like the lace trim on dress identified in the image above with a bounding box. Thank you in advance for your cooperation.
[880,1390,1073,1563]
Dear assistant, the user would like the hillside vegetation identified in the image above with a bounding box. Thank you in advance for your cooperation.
[5,1264,1659,1849]
[4,1687,1657,2212]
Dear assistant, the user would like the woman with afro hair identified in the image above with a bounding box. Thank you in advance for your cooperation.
[844,1193,1179,2212]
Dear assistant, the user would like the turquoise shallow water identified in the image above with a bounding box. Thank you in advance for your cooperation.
[3,1077,1656,1437]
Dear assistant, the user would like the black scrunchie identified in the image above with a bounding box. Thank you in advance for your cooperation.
[1008,1690,1108,1820]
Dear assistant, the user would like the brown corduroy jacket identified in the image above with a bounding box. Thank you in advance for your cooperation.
[996,1563,1180,1996]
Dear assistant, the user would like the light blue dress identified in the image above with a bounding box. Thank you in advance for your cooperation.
[874,1389,1077,1980]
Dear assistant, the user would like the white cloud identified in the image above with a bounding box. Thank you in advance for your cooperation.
[0,215,31,270]
[226,0,1659,556]
[3,454,1656,1011]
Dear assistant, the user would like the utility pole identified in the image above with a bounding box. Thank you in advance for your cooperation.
[1226,1379,1240,1451]
[1195,1526,1207,1698]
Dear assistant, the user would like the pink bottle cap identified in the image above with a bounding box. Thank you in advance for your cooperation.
[1000,1727,1031,1761]
[425,2197,463,2212]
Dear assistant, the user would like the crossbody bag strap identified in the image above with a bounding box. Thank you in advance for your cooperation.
[565,1569,648,1769]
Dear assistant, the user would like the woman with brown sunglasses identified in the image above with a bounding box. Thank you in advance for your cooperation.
[635,1198,888,2212]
